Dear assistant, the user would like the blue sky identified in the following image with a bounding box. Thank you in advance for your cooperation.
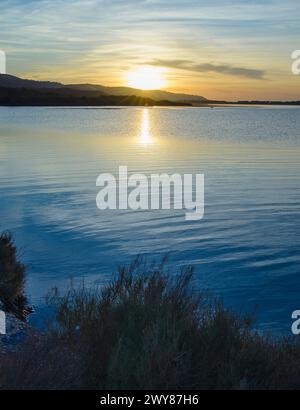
[0,0,300,99]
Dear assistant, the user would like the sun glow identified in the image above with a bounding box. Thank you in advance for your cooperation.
[127,66,166,90]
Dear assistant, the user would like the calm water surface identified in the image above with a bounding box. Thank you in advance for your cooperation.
[0,106,299,334]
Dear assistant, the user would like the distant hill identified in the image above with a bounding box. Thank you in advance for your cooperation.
[0,74,206,103]
[0,74,64,90]
[0,86,193,107]
[68,84,206,103]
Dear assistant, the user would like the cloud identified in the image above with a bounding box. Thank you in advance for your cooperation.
[146,59,266,79]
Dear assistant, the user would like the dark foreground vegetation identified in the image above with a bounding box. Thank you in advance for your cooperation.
[0,232,31,320]
[1,235,300,390]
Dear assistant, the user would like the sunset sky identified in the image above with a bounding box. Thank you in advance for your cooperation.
[1,0,299,100]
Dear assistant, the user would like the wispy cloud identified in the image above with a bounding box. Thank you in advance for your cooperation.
[146,59,266,79]
[0,0,299,98]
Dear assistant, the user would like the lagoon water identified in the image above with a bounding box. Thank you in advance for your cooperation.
[0,106,299,334]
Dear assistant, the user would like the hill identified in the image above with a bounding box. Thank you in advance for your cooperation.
[0,74,206,103]
[68,84,206,103]
[0,86,192,107]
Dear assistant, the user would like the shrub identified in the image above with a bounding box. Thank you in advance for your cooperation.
[0,232,31,320]
[2,256,300,390]
[46,258,300,390]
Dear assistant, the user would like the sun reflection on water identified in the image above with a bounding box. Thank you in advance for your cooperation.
[139,109,153,145]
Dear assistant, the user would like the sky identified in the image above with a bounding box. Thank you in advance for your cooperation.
[0,0,300,100]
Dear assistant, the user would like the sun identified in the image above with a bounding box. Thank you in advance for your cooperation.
[126,66,166,90]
